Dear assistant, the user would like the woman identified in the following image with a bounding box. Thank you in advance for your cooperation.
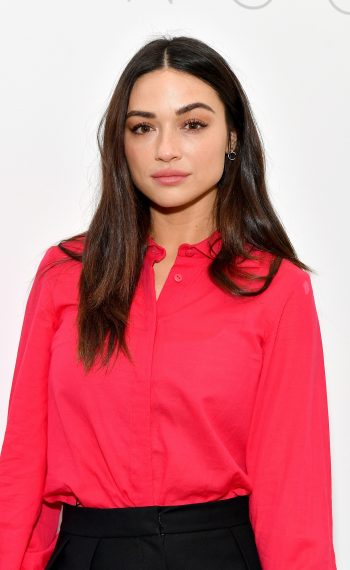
[0,35,337,569]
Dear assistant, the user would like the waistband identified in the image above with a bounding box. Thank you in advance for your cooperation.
[60,494,251,538]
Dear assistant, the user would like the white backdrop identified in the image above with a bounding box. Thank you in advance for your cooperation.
[0,0,348,566]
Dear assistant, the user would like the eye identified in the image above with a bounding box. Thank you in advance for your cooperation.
[128,118,208,135]
[183,118,208,131]
[129,122,153,135]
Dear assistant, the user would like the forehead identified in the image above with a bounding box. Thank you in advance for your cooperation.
[127,69,224,112]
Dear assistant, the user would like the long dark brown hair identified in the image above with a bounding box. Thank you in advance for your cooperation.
[46,34,314,374]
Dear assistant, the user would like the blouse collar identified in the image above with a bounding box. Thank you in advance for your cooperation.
[146,229,222,260]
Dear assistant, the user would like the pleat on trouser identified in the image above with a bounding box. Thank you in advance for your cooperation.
[45,533,101,569]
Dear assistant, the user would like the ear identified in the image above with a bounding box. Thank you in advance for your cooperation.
[225,131,238,153]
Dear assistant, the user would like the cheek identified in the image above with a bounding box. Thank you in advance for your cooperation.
[190,131,225,161]
[193,143,226,182]
[124,137,135,159]
[124,145,147,179]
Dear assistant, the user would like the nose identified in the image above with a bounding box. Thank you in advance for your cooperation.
[154,128,182,161]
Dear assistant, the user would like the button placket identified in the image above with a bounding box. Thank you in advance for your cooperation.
[147,244,201,311]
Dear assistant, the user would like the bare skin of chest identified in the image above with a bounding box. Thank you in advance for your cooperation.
[153,255,177,301]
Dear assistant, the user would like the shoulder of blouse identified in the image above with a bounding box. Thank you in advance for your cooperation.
[237,248,311,295]
[32,242,83,307]
[39,241,83,276]
[244,252,315,335]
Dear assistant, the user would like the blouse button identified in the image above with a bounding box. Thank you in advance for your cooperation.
[186,248,194,256]
[174,273,183,282]
[151,247,157,253]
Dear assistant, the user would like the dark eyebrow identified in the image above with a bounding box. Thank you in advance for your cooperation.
[125,102,216,120]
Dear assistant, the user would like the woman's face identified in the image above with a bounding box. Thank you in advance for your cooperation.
[124,68,236,211]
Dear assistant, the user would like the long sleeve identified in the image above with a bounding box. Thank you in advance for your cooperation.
[0,247,61,570]
[246,271,337,569]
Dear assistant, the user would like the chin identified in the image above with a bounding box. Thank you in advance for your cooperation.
[153,192,204,207]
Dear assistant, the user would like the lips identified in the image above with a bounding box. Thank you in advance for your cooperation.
[151,169,190,186]
[152,174,189,186]
[151,169,190,178]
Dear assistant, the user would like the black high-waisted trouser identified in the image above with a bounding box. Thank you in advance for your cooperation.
[45,494,262,570]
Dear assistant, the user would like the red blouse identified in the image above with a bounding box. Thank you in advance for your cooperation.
[0,230,337,569]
